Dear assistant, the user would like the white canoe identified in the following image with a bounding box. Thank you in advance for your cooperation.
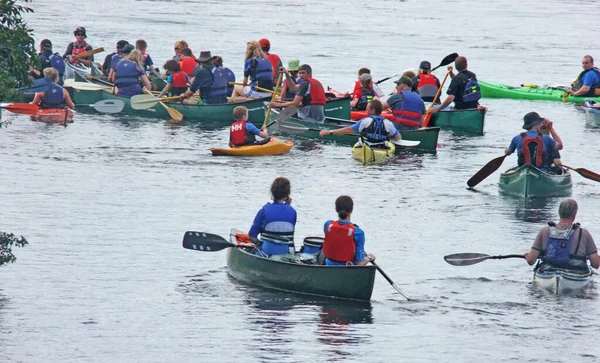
[534,268,593,294]
[583,99,600,124]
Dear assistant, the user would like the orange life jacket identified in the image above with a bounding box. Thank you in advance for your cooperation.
[323,221,356,262]
[180,57,197,76]
[71,41,88,56]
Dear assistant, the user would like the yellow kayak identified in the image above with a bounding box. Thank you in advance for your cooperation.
[351,140,395,164]
[211,138,293,156]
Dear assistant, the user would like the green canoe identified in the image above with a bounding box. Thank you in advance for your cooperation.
[226,235,376,301]
[480,81,600,104]
[270,110,439,153]
[499,164,572,198]
[430,107,487,134]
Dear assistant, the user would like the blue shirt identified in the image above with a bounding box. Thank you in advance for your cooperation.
[110,53,124,70]
[245,122,261,136]
[323,220,366,266]
[582,69,600,87]
[508,131,556,158]
[249,202,297,238]
[166,73,190,84]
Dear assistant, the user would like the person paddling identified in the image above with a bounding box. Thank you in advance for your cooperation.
[30,39,65,85]
[229,106,270,147]
[157,60,190,98]
[249,177,297,256]
[184,50,228,105]
[30,68,75,110]
[279,59,301,101]
[524,199,600,271]
[566,55,600,97]
[504,112,564,174]
[322,195,375,266]
[381,76,426,130]
[430,56,480,112]
[319,100,402,146]
[350,73,378,110]
[411,60,441,103]
[231,41,274,101]
[63,27,94,67]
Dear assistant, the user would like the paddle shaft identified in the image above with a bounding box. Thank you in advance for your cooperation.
[423,69,452,127]
[444,252,526,266]
[562,164,600,182]
[229,82,279,95]
[371,261,410,300]
[143,89,183,122]
[263,73,283,126]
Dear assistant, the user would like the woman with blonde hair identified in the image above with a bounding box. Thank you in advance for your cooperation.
[113,49,151,96]
[173,40,192,61]
[30,67,75,109]
[231,40,274,101]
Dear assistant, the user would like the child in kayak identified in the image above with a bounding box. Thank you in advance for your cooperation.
[30,67,75,110]
[229,106,270,147]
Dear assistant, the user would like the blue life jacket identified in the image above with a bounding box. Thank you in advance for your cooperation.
[257,202,296,256]
[362,116,390,143]
[114,60,140,88]
[209,66,228,98]
[461,75,481,103]
[391,91,424,128]
[356,86,375,111]
[41,84,66,109]
[50,54,65,85]
[222,67,235,96]
[38,51,53,70]
[575,67,600,96]
[252,57,274,90]
[544,224,576,265]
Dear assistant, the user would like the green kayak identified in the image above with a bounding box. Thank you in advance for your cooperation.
[499,164,572,198]
[430,107,486,134]
[270,110,440,153]
[480,81,600,104]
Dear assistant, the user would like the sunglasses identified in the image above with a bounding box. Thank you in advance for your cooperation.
[75,33,85,36]
[174,47,180,50]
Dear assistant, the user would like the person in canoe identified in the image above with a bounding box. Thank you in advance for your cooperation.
[29,39,65,86]
[322,195,375,266]
[430,56,480,112]
[229,106,270,147]
[172,40,192,62]
[231,41,274,101]
[279,59,301,101]
[319,100,402,146]
[157,60,190,98]
[63,27,94,67]
[108,43,134,83]
[350,73,379,111]
[30,68,75,110]
[381,76,426,130]
[249,177,297,256]
[524,199,600,271]
[259,38,282,84]
[101,40,129,78]
[179,48,198,78]
[566,55,600,97]
[342,68,384,99]
[504,112,564,174]
[411,60,441,103]
[269,64,327,122]
[112,50,152,97]
[183,50,228,105]
[211,56,235,97]
[135,39,157,75]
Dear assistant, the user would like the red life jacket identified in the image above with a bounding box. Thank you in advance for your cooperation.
[71,41,88,56]
[323,221,356,263]
[264,52,281,79]
[520,132,544,167]
[230,120,255,146]
[180,57,197,76]
[391,91,424,127]
[305,78,327,106]
[170,71,188,87]
[416,73,439,99]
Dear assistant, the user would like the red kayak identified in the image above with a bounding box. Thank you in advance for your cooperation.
[350,110,393,121]
[30,108,74,124]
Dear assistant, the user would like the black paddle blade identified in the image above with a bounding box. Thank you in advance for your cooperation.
[182,231,233,252]
[444,253,490,266]
[432,53,459,71]
[467,154,507,187]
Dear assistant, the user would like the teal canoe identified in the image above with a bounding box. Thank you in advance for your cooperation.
[499,164,572,198]
[226,234,376,301]
[270,109,440,153]
[480,81,600,104]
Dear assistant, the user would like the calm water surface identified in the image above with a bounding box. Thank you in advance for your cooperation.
[1,0,600,361]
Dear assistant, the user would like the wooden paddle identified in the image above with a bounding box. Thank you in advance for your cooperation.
[143,89,184,122]
[371,261,410,300]
[423,68,452,127]
[263,73,283,127]
[562,164,600,182]
[444,253,525,266]
[130,94,183,110]
[467,154,507,188]
[71,47,104,61]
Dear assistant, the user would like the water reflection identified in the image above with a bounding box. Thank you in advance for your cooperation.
[501,195,558,223]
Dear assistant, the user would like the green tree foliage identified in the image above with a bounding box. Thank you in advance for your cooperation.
[0,232,28,267]
[0,0,36,101]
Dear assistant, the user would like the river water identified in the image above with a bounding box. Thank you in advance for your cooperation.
[1,0,600,362]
